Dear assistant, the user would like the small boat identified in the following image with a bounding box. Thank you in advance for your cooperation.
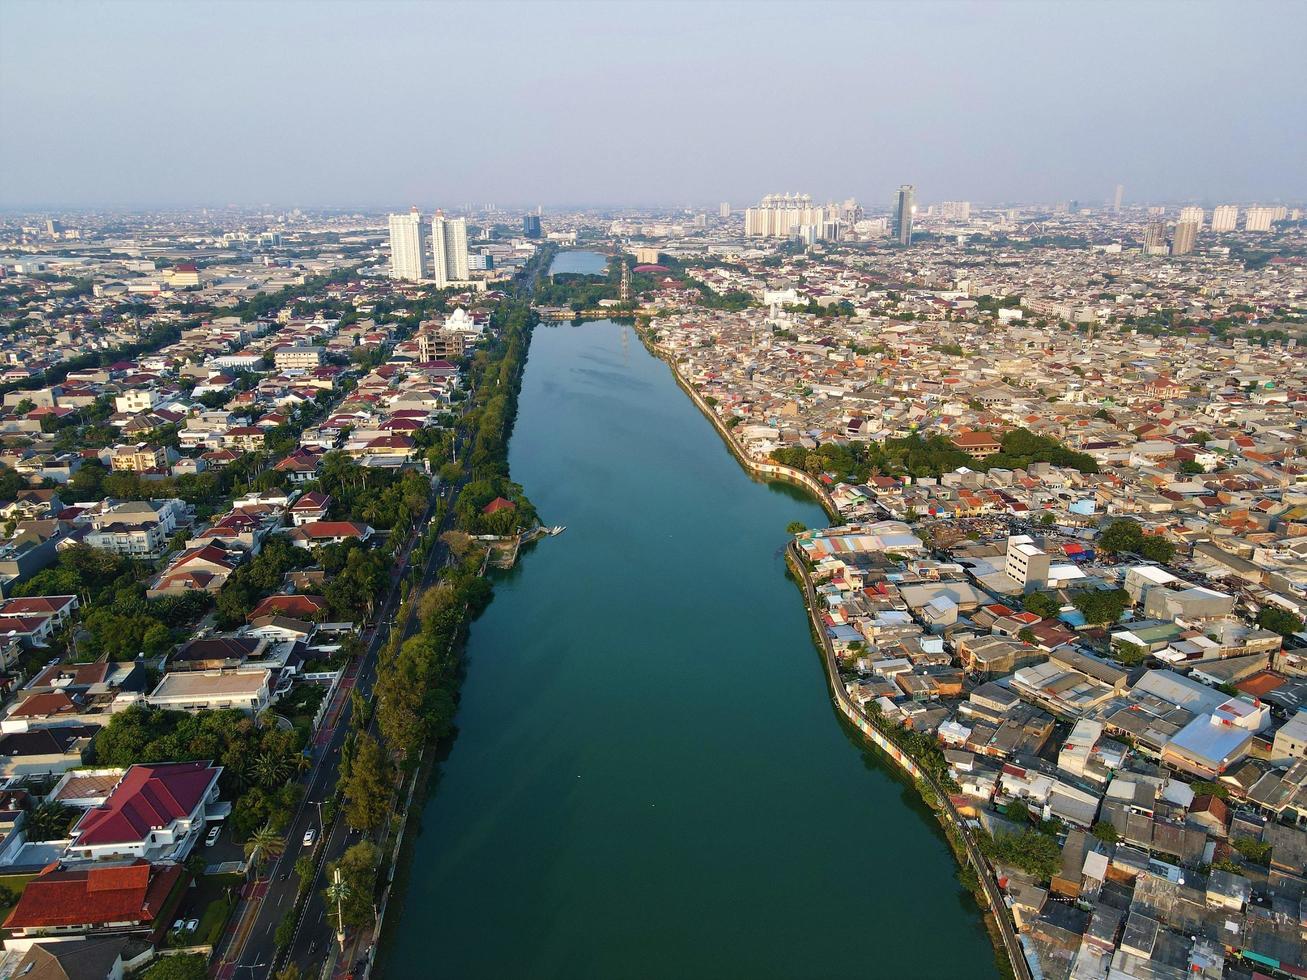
[547,526,566,536]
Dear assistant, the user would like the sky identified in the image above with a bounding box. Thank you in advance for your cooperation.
[2,0,1304,210]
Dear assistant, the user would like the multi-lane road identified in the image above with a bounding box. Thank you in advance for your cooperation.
[222,462,466,979]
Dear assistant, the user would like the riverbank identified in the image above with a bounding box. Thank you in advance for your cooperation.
[642,327,1029,980]
[385,318,996,978]
[642,332,840,522]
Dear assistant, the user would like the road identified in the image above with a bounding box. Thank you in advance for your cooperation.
[222,462,468,979]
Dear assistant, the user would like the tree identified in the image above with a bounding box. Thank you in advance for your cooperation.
[1006,799,1031,825]
[1022,592,1060,619]
[1256,606,1304,638]
[1073,588,1132,626]
[142,956,208,980]
[323,840,380,930]
[1017,627,1038,645]
[1091,821,1119,844]
[785,521,807,535]
[1114,640,1149,667]
[1231,836,1272,866]
[274,909,297,950]
[980,829,1062,881]
[1096,518,1174,562]
[244,822,286,871]
[26,800,76,842]
[341,733,393,834]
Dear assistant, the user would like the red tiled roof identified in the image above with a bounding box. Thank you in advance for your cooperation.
[248,594,327,621]
[72,762,220,847]
[482,497,515,515]
[0,595,75,617]
[4,859,183,930]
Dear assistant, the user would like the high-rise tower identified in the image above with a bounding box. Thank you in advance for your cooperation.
[894,185,915,246]
[431,213,469,288]
[388,208,428,281]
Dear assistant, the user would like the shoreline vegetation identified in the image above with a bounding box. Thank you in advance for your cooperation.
[357,256,545,977]
[638,324,1028,980]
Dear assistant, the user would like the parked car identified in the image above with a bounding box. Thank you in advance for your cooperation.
[205,826,221,847]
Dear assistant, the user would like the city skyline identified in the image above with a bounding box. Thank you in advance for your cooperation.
[2,1,1305,209]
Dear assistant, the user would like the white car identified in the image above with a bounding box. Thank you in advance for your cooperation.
[205,826,221,847]
[302,828,316,847]
[185,919,199,933]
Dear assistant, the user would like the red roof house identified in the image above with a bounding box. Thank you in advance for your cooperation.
[3,859,186,938]
[67,761,222,862]
[482,497,515,515]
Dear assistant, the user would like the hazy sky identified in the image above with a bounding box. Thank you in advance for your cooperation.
[2,0,1304,209]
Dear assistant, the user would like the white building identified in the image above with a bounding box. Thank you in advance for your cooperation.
[64,761,223,864]
[431,213,469,288]
[388,208,428,281]
[1209,205,1239,232]
[147,668,272,714]
[1178,206,1204,228]
[744,194,832,240]
[1243,207,1276,232]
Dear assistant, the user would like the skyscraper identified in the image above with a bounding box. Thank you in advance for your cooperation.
[523,214,542,238]
[1143,219,1167,250]
[1243,208,1275,233]
[1178,206,1204,228]
[431,213,469,287]
[1210,205,1239,232]
[719,202,730,218]
[744,194,829,239]
[894,185,915,246]
[1172,220,1198,256]
[388,208,428,281]
[1113,184,1124,211]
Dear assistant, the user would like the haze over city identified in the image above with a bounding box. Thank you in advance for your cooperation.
[1,3,1306,980]
[2,0,1305,209]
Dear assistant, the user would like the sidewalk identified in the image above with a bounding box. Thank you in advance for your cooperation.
[211,879,268,979]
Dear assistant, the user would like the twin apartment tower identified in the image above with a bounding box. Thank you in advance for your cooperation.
[388,207,469,286]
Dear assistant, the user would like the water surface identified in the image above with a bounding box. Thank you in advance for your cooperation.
[389,320,996,979]
[548,250,608,276]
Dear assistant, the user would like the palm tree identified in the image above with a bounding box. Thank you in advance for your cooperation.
[27,800,75,842]
[244,823,286,875]
[253,752,291,789]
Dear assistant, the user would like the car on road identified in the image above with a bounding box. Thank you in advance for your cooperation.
[205,826,220,847]
[302,828,317,847]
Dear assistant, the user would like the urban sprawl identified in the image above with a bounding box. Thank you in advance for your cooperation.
[0,188,1304,980]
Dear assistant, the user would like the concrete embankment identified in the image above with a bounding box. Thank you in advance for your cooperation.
[643,337,840,523]
[786,543,1032,980]
[642,329,1030,980]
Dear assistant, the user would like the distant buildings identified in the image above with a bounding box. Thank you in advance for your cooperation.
[1244,207,1276,232]
[1143,219,1167,253]
[894,185,915,246]
[1172,220,1198,256]
[744,194,831,240]
[1178,206,1204,228]
[522,214,542,238]
[431,212,469,288]
[1113,183,1124,211]
[937,201,971,222]
[1210,204,1239,232]
[388,208,428,281]
[719,202,731,218]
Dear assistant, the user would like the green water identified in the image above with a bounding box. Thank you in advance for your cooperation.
[388,320,997,979]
